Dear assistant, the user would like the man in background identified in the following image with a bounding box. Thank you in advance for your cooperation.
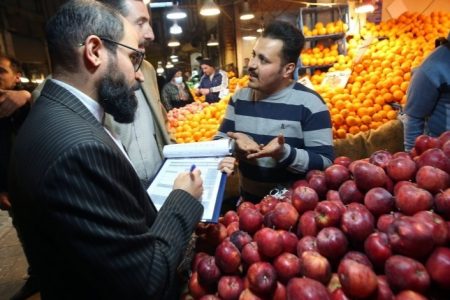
[195,58,228,104]
[9,1,203,299]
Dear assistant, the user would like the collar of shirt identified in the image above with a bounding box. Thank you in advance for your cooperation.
[51,78,104,123]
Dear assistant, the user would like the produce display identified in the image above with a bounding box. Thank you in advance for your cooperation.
[183,131,450,299]
[169,11,450,143]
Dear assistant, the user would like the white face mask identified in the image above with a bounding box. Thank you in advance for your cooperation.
[174,77,183,84]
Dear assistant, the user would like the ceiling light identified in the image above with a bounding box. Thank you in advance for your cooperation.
[256,27,264,33]
[243,35,257,41]
[150,2,173,8]
[355,1,375,14]
[156,61,164,75]
[200,0,220,16]
[207,34,219,46]
[169,21,182,34]
[170,54,178,59]
[166,61,174,69]
[167,4,187,20]
[167,37,180,47]
[240,1,254,20]
[171,57,179,63]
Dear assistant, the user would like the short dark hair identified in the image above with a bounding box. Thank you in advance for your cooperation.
[0,55,22,74]
[262,20,304,65]
[97,0,138,17]
[45,0,124,73]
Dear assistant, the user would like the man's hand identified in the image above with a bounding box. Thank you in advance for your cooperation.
[218,156,236,176]
[227,132,260,155]
[173,168,203,200]
[0,192,11,210]
[0,89,32,118]
[197,88,210,96]
[248,134,285,160]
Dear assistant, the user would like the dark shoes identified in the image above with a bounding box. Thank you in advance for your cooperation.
[10,276,39,300]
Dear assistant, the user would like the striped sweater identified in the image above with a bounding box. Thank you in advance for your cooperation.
[216,82,334,202]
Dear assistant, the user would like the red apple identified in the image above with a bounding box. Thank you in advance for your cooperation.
[246,262,277,295]
[258,195,279,215]
[414,210,448,245]
[435,188,450,219]
[394,184,433,215]
[237,201,256,215]
[301,250,332,285]
[278,230,298,254]
[334,156,352,168]
[337,259,378,299]
[297,236,318,257]
[292,179,310,189]
[206,223,228,246]
[286,277,331,300]
[217,275,244,300]
[308,174,329,199]
[364,187,395,216]
[222,210,239,227]
[392,151,412,160]
[227,221,240,236]
[340,203,375,243]
[273,252,301,283]
[364,232,392,269]
[386,157,417,182]
[239,208,263,234]
[385,255,430,293]
[442,140,450,158]
[315,201,343,228]
[330,288,350,300]
[188,272,209,299]
[393,180,417,195]
[306,169,325,181]
[291,186,319,215]
[326,190,342,202]
[272,281,287,300]
[325,164,351,190]
[254,227,283,258]
[425,247,450,289]
[316,227,348,261]
[352,162,387,192]
[368,275,394,300]
[197,255,222,285]
[338,180,364,204]
[241,241,262,266]
[297,210,319,237]
[416,165,450,194]
[395,290,427,300]
[376,212,403,233]
[414,134,433,155]
[215,240,241,274]
[438,130,450,145]
[387,216,434,259]
[230,230,253,251]
[342,251,373,269]
[416,148,450,173]
[271,202,299,230]
[369,150,393,169]
[192,252,209,272]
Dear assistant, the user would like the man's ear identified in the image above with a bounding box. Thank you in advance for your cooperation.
[283,62,296,78]
[14,71,22,85]
[82,35,104,70]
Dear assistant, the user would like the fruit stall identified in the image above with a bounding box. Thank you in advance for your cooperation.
[170,10,450,300]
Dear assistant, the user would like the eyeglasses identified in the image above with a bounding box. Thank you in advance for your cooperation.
[99,37,144,72]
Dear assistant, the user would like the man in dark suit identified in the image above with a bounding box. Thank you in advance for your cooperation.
[8,1,204,299]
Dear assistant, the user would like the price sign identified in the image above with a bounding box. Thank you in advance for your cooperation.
[298,76,315,90]
[320,70,352,89]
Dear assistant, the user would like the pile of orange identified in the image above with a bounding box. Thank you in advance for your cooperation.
[303,20,348,37]
[229,75,249,94]
[301,44,340,67]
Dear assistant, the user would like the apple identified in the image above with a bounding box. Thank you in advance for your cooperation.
[217,275,244,300]
[292,179,310,189]
[316,227,348,261]
[206,223,228,246]
[435,188,450,219]
[386,157,417,182]
[392,151,413,160]
[341,203,375,243]
[309,174,329,199]
[330,288,350,300]
[364,232,392,269]
[215,240,242,274]
[416,148,450,173]
[227,221,240,236]
[278,230,298,254]
[297,235,318,255]
[197,255,222,285]
[413,210,448,246]
[416,165,450,194]
[414,134,433,155]
[325,164,351,190]
[301,250,332,285]
[342,251,373,269]
[239,208,263,234]
[241,241,262,266]
[438,130,450,145]
[338,180,364,204]
[352,162,387,192]
[306,169,325,181]
[258,195,279,215]
[246,262,277,295]
[326,190,342,202]
[263,210,275,228]
[314,201,343,228]
[364,187,395,216]
[368,275,394,300]
[369,150,393,169]
[387,216,434,259]
[273,252,302,283]
[394,184,433,215]
[338,259,378,299]
[442,140,450,159]
[297,210,319,237]
[188,272,209,299]
[286,277,331,300]
[376,212,402,233]
[222,210,239,227]
[393,180,417,195]
[385,255,430,293]
[425,247,450,289]
[272,281,287,300]
[271,202,299,230]
[237,201,256,215]
[230,230,253,251]
[291,186,319,215]
[334,156,352,168]
[394,290,427,300]
[254,227,283,258]
[192,252,209,272]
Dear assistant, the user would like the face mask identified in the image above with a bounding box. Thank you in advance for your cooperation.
[174,77,183,84]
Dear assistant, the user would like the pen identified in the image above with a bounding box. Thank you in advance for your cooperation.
[190,164,196,173]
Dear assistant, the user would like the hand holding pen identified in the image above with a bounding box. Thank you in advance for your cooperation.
[173,164,203,200]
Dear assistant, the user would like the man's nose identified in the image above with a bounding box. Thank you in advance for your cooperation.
[135,69,144,82]
[144,24,155,42]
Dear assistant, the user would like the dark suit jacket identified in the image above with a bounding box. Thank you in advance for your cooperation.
[9,80,203,299]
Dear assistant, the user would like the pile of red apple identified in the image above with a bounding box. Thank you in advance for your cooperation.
[185,131,450,300]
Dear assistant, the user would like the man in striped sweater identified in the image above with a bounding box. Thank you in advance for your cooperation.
[217,20,334,203]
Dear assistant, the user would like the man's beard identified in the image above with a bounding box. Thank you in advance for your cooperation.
[98,58,139,124]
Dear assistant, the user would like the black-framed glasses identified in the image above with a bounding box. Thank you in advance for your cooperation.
[99,37,144,72]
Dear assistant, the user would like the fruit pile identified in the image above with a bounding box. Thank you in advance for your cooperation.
[185,131,450,299]
[302,20,348,37]
[301,44,340,67]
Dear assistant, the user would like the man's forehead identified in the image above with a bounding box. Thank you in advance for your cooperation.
[121,16,140,47]
[254,38,283,57]
[124,0,150,22]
